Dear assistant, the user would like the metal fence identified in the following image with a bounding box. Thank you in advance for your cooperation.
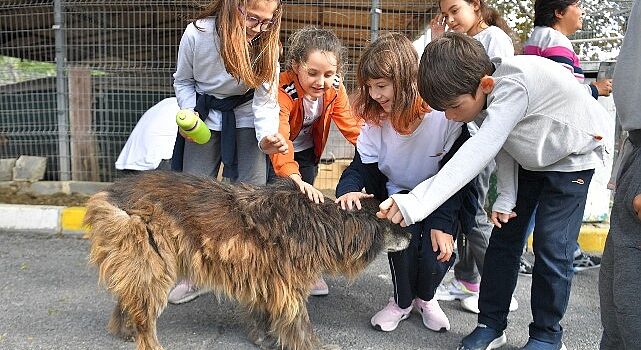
[0,0,439,184]
[0,0,629,185]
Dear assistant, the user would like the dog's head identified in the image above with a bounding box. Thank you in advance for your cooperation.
[350,198,411,253]
[382,224,411,252]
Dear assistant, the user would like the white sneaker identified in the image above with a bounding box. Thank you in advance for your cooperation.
[168,280,209,305]
[435,283,456,301]
[460,295,519,314]
[435,279,479,301]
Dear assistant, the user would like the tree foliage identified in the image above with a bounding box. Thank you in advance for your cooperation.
[487,0,629,60]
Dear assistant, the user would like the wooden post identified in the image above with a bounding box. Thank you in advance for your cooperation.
[68,67,99,181]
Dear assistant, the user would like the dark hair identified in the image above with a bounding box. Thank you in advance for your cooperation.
[285,26,347,75]
[418,32,493,111]
[534,0,579,27]
[354,33,428,134]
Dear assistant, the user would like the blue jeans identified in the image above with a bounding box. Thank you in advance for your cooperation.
[478,167,593,344]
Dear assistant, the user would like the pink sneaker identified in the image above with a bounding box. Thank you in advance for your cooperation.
[167,279,208,305]
[413,298,450,332]
[371,298,412,332]
[310,276,329,296]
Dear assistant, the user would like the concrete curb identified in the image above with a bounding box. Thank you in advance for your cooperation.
[0,203,610,253]
[524,222,609,254]
[0,204,86,236]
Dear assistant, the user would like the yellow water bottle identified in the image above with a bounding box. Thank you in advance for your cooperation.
[176,109,211,144]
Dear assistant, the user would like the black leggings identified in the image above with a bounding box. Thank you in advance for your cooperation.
[389,219,456,308]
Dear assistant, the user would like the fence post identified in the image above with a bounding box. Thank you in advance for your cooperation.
[370,0,381,42]
[53,0,71,181]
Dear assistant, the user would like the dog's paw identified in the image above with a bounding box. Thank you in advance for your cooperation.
[321,344,341,350]
[249,331,279,350]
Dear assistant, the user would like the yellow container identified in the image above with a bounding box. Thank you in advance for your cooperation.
[176,109,211,144]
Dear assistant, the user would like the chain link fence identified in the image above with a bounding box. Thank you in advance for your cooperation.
[0,0,438,185]
[0,1,629,186]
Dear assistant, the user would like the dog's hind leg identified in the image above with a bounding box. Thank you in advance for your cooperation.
[90,209,175,350]
[108,300,136,342]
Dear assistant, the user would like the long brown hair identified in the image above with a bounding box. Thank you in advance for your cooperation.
[354,33,428,134]
[194,0,282,88]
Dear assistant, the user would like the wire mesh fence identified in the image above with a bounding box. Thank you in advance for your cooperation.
[0,0,628,187]
[0,0,439,186]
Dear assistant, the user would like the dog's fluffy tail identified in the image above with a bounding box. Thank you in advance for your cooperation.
[84,192,175,332]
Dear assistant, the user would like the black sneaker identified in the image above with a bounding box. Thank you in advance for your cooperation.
[458,324,507,350]
[519,256,533,276]
[573,251,601,272]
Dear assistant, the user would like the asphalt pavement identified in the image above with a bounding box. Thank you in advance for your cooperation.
[0,231,602,350]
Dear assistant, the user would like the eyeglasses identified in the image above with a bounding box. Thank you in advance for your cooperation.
[237,7,276,32]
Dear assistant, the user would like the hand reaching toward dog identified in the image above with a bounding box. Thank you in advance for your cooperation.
[336,192,374,211]
[260,133,288,155]
[376,197,407,227]
[290,174,324,204]
[491,210,517,228]
[431,229,454,262]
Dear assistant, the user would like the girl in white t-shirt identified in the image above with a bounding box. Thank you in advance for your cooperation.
[335,33,468,333]
[432,0,517,57]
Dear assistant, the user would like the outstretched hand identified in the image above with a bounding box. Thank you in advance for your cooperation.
[290,174,324,204]
[376,197,408,227]
[491,211,517,228]
[260,133,288,155]
[335,192,374,211]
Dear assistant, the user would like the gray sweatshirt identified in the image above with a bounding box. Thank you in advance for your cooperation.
[173,18,279,143]
[613,0,641,132]
[392,55,612,226]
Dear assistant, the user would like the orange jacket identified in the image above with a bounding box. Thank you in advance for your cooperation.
[270,70,361,177]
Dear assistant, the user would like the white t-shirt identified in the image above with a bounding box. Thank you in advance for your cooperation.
[293,95,323,152]
[357,110,462,195]
[115,97,180,171]
[473,25,514,60]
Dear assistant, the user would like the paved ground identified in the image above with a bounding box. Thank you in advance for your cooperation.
[0,232,602,350]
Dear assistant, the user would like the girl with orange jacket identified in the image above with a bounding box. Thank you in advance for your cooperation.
[270,26,362,296]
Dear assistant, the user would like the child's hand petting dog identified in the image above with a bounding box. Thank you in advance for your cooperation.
[290,174,324,204]
[336,192,374,211]
[491,210,517,228]
[431,229,454,262]
[377,197,407,227]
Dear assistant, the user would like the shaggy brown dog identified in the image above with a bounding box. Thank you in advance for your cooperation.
[84,170,410,350]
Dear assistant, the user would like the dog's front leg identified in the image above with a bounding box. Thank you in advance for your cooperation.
[269,302,323,350]
[244,306,279,349]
